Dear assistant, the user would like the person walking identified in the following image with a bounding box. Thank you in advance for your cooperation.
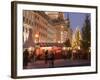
[45,50,48,64]
[48,50,55,68]
[51,51,55,67]
[23,49,29,68]
[31,49,36,63]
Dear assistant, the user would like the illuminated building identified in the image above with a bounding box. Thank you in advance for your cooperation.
[23,11,72,48]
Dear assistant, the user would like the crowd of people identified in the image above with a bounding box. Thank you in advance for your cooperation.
[23,47,90,68]
[23,48,55,68]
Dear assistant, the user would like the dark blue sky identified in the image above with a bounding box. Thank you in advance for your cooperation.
[64,12,90,31]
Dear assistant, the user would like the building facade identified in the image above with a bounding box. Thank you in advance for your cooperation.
[23,11,72,48]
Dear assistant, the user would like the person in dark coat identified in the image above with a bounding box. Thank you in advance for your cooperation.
[45,50,48,64]
[23,49,29,68]
[51,51,55,67]
[48,50,55,68]
[31,49,36,63]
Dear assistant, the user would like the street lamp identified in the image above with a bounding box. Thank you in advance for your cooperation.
[35,33,39,43]
[35,34,39,38]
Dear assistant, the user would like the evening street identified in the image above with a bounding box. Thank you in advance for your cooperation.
[25,59,90,69]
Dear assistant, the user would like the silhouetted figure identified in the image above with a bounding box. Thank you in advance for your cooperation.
[62,50,67,60]
[23,49,29,68]
[51,52,55,67]
[77,50,81,59]
[48,51,55,68]
[31,49,36,63]
[45,50,48,64]
[67,50,72,59]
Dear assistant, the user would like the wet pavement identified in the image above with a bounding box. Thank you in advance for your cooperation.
[24,59,90,69]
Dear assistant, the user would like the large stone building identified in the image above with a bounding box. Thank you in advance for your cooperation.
[46,12,71,43]
[23,11,72,48]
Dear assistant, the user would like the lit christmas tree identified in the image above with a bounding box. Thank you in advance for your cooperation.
[72,26,82,49]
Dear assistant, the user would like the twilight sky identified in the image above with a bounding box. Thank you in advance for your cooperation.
[64,12,91,31]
